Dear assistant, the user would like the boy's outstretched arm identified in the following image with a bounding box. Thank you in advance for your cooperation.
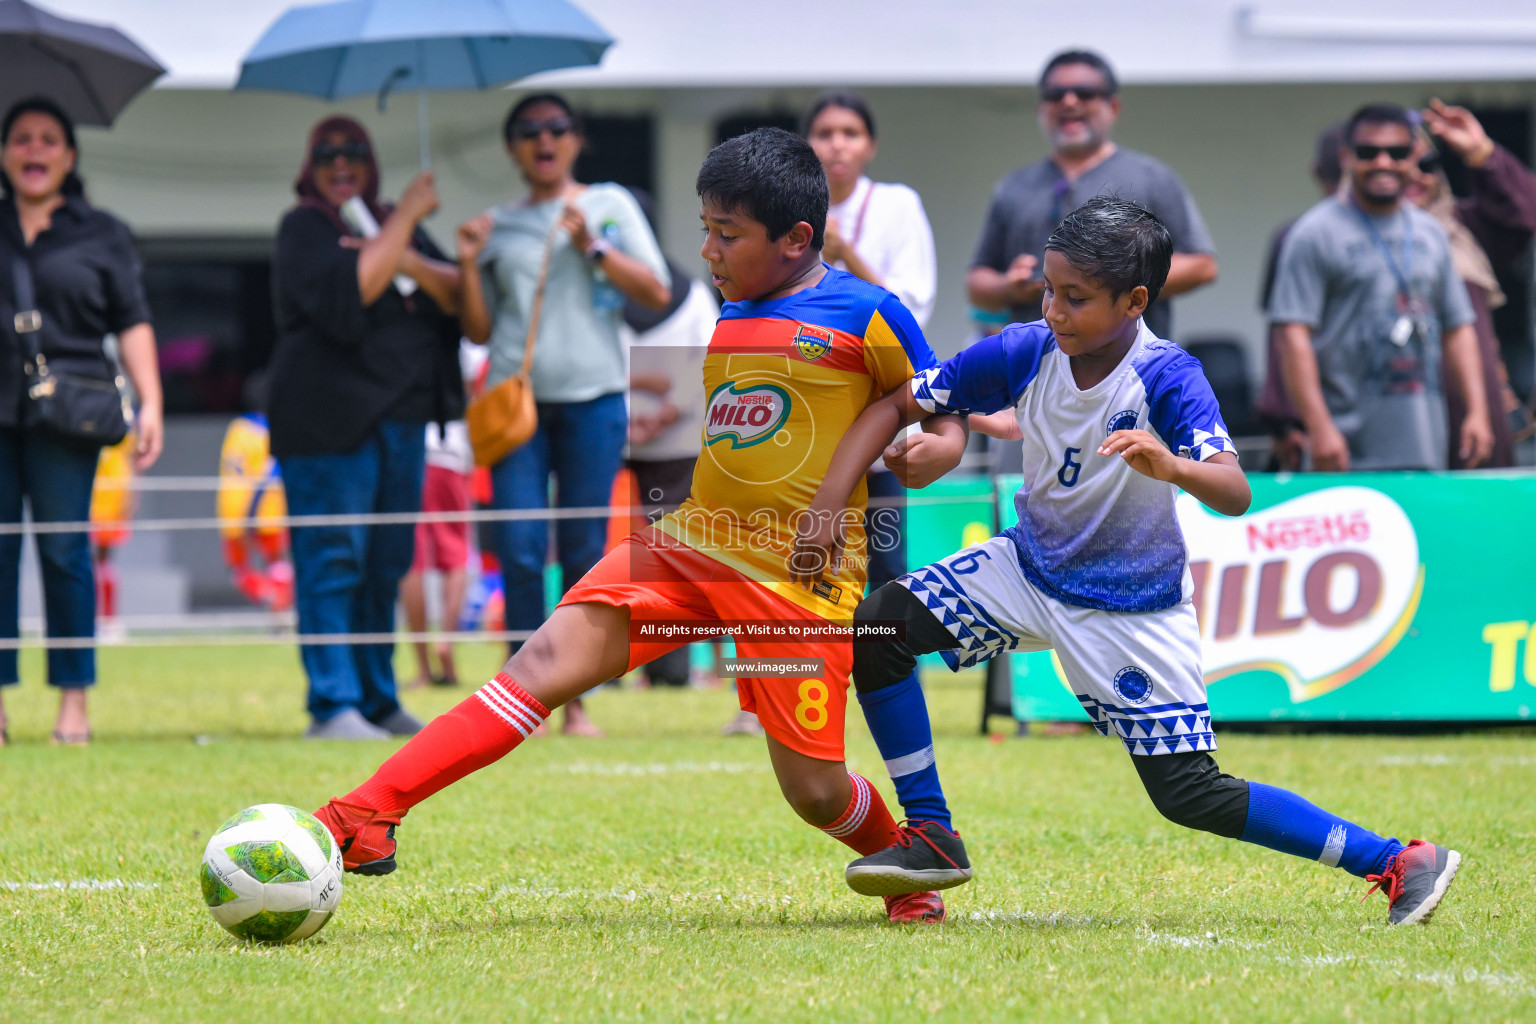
[790,385,967,583]
[1098,429,1251,516]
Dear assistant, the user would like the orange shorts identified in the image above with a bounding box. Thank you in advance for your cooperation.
[559,530,852,762]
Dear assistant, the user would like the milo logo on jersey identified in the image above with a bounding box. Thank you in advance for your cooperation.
[1176,486,1422,703]
[704,382,792,448]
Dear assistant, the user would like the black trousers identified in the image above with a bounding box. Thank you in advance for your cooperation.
[854,582,1250,838]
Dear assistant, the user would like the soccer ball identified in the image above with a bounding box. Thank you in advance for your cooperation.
[200,803,343,943]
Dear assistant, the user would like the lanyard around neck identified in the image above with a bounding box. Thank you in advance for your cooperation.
[1352,200,1414,299]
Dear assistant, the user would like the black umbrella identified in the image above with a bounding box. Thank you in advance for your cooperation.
[0,0,164,127]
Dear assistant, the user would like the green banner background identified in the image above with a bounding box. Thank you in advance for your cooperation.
[991,472,1536,723]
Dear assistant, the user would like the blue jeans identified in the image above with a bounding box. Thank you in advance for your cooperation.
[489,393,627,647]
[0,425,100,687]
[278,420,425,723]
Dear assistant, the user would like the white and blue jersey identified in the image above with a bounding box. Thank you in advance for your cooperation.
[911,319,1234,613]
[901,319,1235,755]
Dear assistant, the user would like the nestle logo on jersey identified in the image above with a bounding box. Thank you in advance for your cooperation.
[705,382,791,448]
[794,324,833,362]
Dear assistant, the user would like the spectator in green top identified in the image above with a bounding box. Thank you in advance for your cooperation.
[456,93,669,737]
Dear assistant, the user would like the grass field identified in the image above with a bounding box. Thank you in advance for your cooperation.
[2,644,1534,1023]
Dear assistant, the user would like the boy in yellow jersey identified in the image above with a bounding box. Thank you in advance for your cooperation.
[89,431,136,625]
[314,129,971,923]
[217,413,293,611]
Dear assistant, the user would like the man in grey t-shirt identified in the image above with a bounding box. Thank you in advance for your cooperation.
[1269,103,1492,471]
[968,50,1217,340]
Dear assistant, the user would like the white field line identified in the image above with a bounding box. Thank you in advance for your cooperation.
[2,879,159,892]
[1271,954,1532,994]
[445,883,796,906]
[541,761,768,777]
[445,884,1118,926]
[1140,929,1267,950]
[1376,754,1536,767]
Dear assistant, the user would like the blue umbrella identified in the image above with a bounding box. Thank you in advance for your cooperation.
[236,0,612,166]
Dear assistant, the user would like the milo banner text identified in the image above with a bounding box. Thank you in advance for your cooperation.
[998,473,1536,723]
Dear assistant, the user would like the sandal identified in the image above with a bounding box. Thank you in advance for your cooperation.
[50,728,91,747]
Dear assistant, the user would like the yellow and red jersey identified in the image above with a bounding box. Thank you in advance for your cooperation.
[90,432,136,548]
[657,267,936,620]
[217,413,286,542]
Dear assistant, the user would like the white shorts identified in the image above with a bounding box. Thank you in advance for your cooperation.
[899,536,1215,756]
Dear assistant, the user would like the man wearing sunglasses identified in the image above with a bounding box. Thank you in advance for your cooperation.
[1269,103,1493,472]
[968,49,1217,342]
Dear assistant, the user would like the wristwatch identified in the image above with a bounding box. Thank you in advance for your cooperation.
[584,238,612,265]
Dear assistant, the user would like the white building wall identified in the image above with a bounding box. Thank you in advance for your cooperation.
[77,77,1536,371]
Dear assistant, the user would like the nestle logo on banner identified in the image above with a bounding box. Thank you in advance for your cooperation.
[1177,486,1423,704]
[705,382,791,449]
[1246,511,1369,552]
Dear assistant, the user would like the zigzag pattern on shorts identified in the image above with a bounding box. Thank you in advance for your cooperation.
[1074,694,1217,755]
[899,563,1021,670]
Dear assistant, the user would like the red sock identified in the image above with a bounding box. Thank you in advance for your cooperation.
[348,673,548,814]
[819,771,899,856]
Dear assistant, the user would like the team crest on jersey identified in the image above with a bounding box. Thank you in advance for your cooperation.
[793,324,833,362]
[1106,409,1139,435]
[1112,666,1154,705]
[705,381,792,448]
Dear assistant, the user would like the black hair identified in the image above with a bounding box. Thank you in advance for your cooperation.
[1045,195,1171,304]
[1312,121,1346,190]
[503,92,582,145]
[1038,49,1119,95]
[1344,103,1413,146]
[1,96,83,197]
[696,127,827,249]
[802,91,876,140]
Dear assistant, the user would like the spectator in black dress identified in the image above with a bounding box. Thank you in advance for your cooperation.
[0,97,163,746]
[269,116,465,740]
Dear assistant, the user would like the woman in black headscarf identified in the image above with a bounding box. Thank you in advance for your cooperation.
[269,115,464,740]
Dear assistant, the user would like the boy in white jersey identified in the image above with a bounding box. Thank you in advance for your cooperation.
[794,197,1460,926]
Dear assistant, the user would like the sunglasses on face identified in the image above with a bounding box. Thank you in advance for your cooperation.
[312,141,370,165]
[1351,144,1412,162]
[511,116,574,141]
[1041,84,1113,103]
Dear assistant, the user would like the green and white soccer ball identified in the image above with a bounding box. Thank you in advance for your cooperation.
[200,803,343,943]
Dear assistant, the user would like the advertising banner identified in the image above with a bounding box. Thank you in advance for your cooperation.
[1000,472,1536,723]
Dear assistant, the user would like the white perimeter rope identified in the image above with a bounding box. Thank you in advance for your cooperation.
[2,490,991,650]
[0,492,991,536]
[0,629,538,651]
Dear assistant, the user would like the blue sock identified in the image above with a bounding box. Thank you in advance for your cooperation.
[1241,783,1402,878]
[855,671,952,829]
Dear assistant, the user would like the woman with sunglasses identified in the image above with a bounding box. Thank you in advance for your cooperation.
[0,97,164,746]
[1407,100,1536,468]
[455,93,668,737]
[269,115,466,740]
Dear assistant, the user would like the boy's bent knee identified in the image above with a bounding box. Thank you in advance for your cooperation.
[852,584,957,695]
[778,773,852,826]
[1133,752,1249,839]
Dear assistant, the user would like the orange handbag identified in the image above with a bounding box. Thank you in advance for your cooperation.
[467,217,560,467]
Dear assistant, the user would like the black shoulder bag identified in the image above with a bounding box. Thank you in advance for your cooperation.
[13,255,132,445]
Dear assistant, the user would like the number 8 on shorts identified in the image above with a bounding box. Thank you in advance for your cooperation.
[795,679,829,730]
